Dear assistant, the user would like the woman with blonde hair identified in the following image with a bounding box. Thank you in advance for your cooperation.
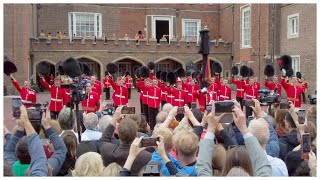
[212,144,226,176]
[72,152,104,176]
[102,162,121,176]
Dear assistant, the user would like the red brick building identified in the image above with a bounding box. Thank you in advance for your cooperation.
[3,3,316,95]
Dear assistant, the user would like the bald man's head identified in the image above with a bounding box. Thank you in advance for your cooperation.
[248,118,270,149]
[156,111,168,124]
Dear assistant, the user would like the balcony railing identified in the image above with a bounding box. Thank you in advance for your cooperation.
[30,37,232,54]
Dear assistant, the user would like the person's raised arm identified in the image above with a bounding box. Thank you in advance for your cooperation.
[20,105,48,176]
[160,106,178,128]
[39,76,51,90]
[100,106,123,145]
[233,106,272,176]
[42,109,67,176]
[10,74,22,92]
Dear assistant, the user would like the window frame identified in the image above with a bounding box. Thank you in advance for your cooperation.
[182,19,201,43]
[291,55,301,74]
[240,5,251,48]
[287,13,299,39]
[68,12,102,38]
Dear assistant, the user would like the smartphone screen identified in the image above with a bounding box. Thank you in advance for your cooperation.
[121,106,135,114]
[191,102,197,109]
[302,133,311,153]
[177,107,185,114]
[140,137,159,147]
[215,101,234,113]
[242,99,255,107]
[12,98,22,118]
[206,105,212,113]
[279,102,290,109]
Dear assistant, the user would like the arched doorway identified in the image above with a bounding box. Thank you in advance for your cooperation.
[113,58,143,87]
[34,60,55,92]
[155,57,183,72]
[77,57,101,81]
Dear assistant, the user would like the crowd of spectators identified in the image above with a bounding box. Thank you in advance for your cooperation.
[3,99,317,176]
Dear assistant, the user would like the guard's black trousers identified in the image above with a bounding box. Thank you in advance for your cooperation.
[148,107,159,131]
[104,88,110,100]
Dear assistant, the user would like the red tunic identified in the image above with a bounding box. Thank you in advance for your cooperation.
[195,92,206,112]
[40,78,65,112]
[218,85,232,101]
[103,76,111,88]
[264,80,282,96]
[81,91,100,113]
[158,82,168,101]
[207,83,219,102]
[172,89,187,107]
[63,88,71,106]
[185,84,200,103]
[281,78,303,107]
[231,77,245,98]
[166,87,176,105]
[11,80,37,108]
[110,79,128,106]
[125,76,133,88]
[147,86,161,108]
[244,84,258,100]
[93,81,102,96]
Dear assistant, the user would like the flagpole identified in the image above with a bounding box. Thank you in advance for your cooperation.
[198,26,210,89]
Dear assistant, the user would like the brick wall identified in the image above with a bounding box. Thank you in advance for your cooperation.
[280,4,317,95]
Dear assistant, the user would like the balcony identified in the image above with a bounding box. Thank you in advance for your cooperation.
[30,37,232,54]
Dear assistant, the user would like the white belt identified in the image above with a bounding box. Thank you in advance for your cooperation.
[161,92,167,95]
[143,95,148,97]
[175,99,184,102]
[210,92,217,94]
[188,93,193,96]
[149,96,159,99]
[126,83,132,84]
[115,94,125,98]
[21,100,32,103]
[220,95,229,98]
[167,95,174,98]
[246,95,254,98]
[51,98,62,102]
[66,92,70,95]
[237,89,244,91]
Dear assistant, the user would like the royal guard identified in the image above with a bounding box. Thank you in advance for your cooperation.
[265,76,282,96]
[110,76,129,109]
[81,82,100,113]
[60,75,71,107]
[40,76,65,119]
[171,80,187,107]
[90,75,102,98]
[218,78,231,101]
[159,71,168,107]
[254,76,260,97]
[281,76,303,108]
[103,73,112,100]
[137,66,150,119]
[105,63,119,100]
[10,74,36,108]
[231,66,245,108]
[184,79,200,108]
[195,88,207,112]
[279,55,303,107]
[147,79,161,130]
[124,72,133,99]
[244,77,258,100]
[207,74,220,102]
[301,77,308,104]
[166,72,176,105]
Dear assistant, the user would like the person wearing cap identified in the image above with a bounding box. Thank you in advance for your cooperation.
[137,78,151,122]
[135,77,144,113]
[110,76,128,109]
[81,82,100,114]
[10,74,36,109]
[218,78,231,101]
[40,76,65,119]
[244,77,258,100]
[125,72,133,99]
[281,75,303,108]
[171,80,187,107]
[231,75,246,108]
[103,73,112,100]
[265,75,282,96]
[207,74,220,102]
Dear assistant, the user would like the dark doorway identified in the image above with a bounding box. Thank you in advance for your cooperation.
[77,58,101,80]
[155,59,183,72]
[156,20,169,43]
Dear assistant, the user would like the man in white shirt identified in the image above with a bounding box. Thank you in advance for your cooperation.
[81,113,102,141]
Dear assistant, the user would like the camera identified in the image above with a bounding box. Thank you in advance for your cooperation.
[61,76,88,104]
[26,102,49,124]
[215,101,234,113]
[258,88,281,104]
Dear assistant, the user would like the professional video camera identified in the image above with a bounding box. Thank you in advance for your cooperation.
[60,76,87,104]
[258,87,281,104]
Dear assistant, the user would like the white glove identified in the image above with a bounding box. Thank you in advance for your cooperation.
[282,69,286,76]
[200,87,207,93]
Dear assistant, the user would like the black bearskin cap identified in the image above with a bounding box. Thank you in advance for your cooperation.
[212,62,222,74]
[62,57,82,78]
[156,71,162,79]
[106,63,119,75]
[160,71,167,82]
[147,62,155,70]
[4,59,17,76]
[176,68,186,78]
[37,61,51,76]
[231,66,239,76]
[264,65,274,77]
[139,66,150,78]
[166,72,176,85]
[240,65,249,77]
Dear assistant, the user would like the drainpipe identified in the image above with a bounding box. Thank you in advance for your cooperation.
[231,5,235,73]
[271,4,275,64]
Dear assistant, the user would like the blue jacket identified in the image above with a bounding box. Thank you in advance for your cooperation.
[265,115,280,158]
[150,152,196,176]
[28,133,48,176]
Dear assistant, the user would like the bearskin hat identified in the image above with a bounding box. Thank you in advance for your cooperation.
[231,66,239,76]
[37,61,51,76]
[166,72,176,85]
[264,65,274,77]
[212,62,222,74]
[160,71,167,82]
[106,63,119,75]
[147,62,155,70]
[4,59,17,76]
[62,57,82,78]
[240,65,249,77]
[139,66,150,78]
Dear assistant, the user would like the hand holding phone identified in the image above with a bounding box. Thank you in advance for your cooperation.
[215,101,234,113]
[140,137,160,147]
[12,98,22,118]
[279,102,290,109]
[121,106,135,114]
[177,107,185,114]
[301,133,311,159]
